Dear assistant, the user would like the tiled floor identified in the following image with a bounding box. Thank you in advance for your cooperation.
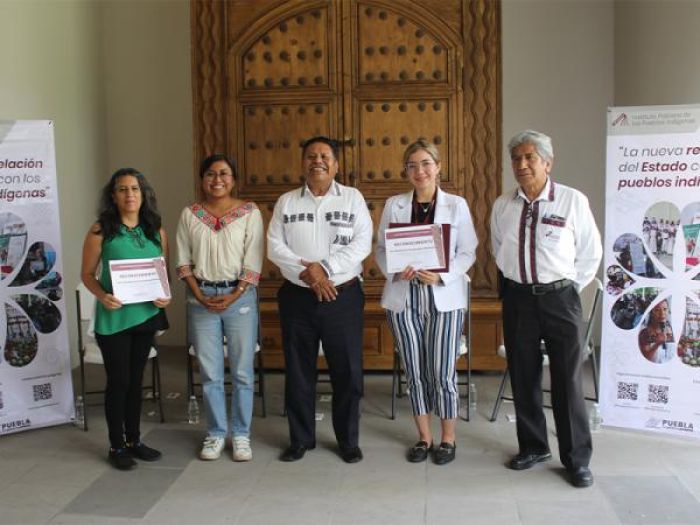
[1,349,699,525]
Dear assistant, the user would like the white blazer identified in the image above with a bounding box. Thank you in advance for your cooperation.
[375,188,478,312]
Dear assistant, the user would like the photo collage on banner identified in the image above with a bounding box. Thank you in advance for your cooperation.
[603,105,700,438]
[0,120,73,435]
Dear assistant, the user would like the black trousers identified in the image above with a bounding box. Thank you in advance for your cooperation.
[95,324,154,449]
[278,280,364,449]
[502,282,591,470]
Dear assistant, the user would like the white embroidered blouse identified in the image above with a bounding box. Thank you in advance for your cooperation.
[175,202,264,285]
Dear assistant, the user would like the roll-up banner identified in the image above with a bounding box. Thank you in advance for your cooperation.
[0,120,74,435]
[602,104,700,438]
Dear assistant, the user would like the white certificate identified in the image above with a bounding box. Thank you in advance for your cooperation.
[385,224,446,273]
[109,256,171,305]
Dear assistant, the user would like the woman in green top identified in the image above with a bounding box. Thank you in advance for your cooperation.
[81,168,170,470]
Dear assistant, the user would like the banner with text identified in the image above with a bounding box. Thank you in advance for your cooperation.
[0,120,73,435]
[602,105,700,438]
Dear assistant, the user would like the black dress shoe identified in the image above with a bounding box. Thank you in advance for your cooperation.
[568,466,594,488]
[280,444,314,462]
[508,451,552,471]
[407,441,433,463]
[109,448,137,471]
[433,442,456,465]
[126,441,162,462]
[340,446,363,463]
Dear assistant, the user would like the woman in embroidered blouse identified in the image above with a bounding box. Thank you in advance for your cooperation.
[176,154,264,462]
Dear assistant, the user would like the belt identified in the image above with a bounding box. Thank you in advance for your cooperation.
[196,279,239,288]
[506,278,572,296]
[335,277,360,292]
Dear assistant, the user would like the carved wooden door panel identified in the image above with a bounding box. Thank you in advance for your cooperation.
[228,1,343,297]
[342,1,465,297]
[191,0,503,369]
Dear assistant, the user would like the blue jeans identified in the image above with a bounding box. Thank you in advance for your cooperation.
[187,285,258,438]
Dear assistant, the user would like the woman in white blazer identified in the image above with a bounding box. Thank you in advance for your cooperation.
[376,139,478,465]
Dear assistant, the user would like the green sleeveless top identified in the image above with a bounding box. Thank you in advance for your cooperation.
[94,225,162,335]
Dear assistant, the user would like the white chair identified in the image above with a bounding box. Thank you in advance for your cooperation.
[75,283,165,431]
[391,277,474,421]
[489,278,603,422]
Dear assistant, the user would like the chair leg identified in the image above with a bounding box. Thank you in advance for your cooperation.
[153,357,165,423]
[150,355,157,400]
[465,288,472,422]
[490,369,510,422]
[460,367,469,422]
[464,351,472,422]
[257,352,267,418]
[391,352,398,420]
[590,344,600,403]
[80,355,88,432]
[186,352,195,399]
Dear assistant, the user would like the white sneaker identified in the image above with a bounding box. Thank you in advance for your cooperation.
[232,436,252,462]
[199,436,225,460]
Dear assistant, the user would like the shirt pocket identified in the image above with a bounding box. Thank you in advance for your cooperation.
[541,225,563,248]
[330,224,354,250]
[539,214,567,248]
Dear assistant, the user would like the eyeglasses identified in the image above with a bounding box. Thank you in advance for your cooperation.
[405,160,437,173]
[204,171,233,180]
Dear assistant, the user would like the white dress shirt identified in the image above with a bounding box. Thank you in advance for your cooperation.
[267,181,373,287]
[375,188,478,312]
[490,178,602,290]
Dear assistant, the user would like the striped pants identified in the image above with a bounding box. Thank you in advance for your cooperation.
[387,281,464,419]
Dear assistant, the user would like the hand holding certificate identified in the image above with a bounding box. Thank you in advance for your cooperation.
[109,256,171,305]
[385,223,449,273]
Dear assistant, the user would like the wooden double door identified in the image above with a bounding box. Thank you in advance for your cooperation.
[191,0,504,369]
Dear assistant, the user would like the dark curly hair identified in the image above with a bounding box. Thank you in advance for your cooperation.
[96,168,162,245]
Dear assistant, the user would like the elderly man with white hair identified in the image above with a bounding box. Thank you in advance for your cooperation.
[490,130,602,488]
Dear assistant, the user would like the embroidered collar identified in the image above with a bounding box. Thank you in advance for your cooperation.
[189,202,255,232]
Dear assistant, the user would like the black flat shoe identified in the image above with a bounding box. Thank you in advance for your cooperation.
[508,451,552,471]
[568,466,594,488]
[126,441,162,462]
[433,442,456,465]
[109,448,137,471]
[407,441,433,463]
[339,446,363,464]
[280,444,315,462]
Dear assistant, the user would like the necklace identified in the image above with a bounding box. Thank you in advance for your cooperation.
[419,202,432,213]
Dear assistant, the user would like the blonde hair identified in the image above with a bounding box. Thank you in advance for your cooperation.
[402,138,441,167]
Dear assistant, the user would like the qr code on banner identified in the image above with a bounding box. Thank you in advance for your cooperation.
[648,384,669,404]
[32,383,52,402]
[617,381,638,401]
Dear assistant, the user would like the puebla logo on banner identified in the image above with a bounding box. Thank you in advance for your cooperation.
[0,120,73,435]
[602,105,700,438]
